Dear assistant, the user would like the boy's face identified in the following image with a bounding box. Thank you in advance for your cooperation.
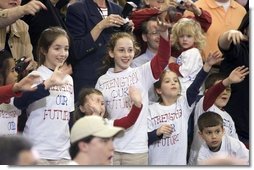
[199,125,224,150]
[214,80,231,109]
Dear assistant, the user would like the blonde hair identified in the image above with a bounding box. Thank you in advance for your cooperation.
[171,18,206,51]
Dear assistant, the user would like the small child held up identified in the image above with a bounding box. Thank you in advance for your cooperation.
[188,66,249,165]
[197,111,249,165]
[168,17,206,95]
[147,51,222,165]
[73,86,142,129]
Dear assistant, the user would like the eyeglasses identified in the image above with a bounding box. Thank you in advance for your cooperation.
[147,30,162,36]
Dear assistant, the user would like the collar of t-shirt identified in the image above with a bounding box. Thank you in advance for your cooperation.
[215,1,230,11]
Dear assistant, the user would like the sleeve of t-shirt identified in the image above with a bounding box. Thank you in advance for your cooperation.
[14,83,50,110]
[0,84,22,104]
[113,104,143,129]
[150,36,171,79]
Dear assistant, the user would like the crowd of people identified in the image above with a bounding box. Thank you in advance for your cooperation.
[0,0,249,166]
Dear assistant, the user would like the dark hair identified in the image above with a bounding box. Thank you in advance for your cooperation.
[98,32,140,75]
[204,73,227,90]
[0,135,33,165]
[69,135,94,159]
[0,50,13,85]
[154,70,181,103]
[197,111,223,132]
[37,27,70,66]
[141,16,158,34]
[73,88,107,123]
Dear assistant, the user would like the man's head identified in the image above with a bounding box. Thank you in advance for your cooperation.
[0,135,38,165]
[69,115,124,165]
[198,111,224,151]
[141,16,160,53]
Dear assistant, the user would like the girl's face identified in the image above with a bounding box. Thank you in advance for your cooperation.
[5,58,18,85]
[109,37,135,73]
[156,71,180,98]
[178,34,195,49]
[44,35,69,70]
[0,0,21,9]
[79,93,106,117]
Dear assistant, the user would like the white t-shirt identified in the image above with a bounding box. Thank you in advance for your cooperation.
[197,135,249,165]
[23,65,74,160]
[131,49,158,103]
[188,97,238,165]
[131,49,155,68]
[0,98,21,135]
[176,48,203,95]
[95,63,155,153]
[148,95,194,165]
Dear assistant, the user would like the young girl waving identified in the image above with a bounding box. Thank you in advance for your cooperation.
[95,19,171,165]
[14,27,74,165]
[73,86,142,129]
[148,51,222,165]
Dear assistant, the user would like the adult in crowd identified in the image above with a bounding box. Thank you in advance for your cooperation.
[66,0,129,100]
[184,0,246,61]
[218,12,249,148]
[68,115,124,165]
[0,0,46,70]
[21,0,68,62]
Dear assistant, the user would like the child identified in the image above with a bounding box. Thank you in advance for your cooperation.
[188,66,249,165]
[0,50,26,135]
[197,111,249,165]
[168,17,206,95]
[73,87,143,129]
[0,49,70,135]
[95,20,171,165]
[13,27,74,165]
[147,51,222,165]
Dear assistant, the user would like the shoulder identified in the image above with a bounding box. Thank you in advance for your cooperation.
[14,19,29,30]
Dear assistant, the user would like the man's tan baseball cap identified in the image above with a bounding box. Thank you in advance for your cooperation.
[70,115,124,143]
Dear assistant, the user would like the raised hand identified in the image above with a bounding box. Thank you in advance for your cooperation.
[223,66,249,86]
[129,86,142,108]
[21,0,47,16]
[13,74,41,92]
[84,97,104,117]
[203,51,223,72]
[226,30,248,45]
[183,0,202,16]
[44,63,72,89]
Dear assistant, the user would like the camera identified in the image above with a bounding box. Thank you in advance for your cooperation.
[113,1,137,32]
[15,57,29,74]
